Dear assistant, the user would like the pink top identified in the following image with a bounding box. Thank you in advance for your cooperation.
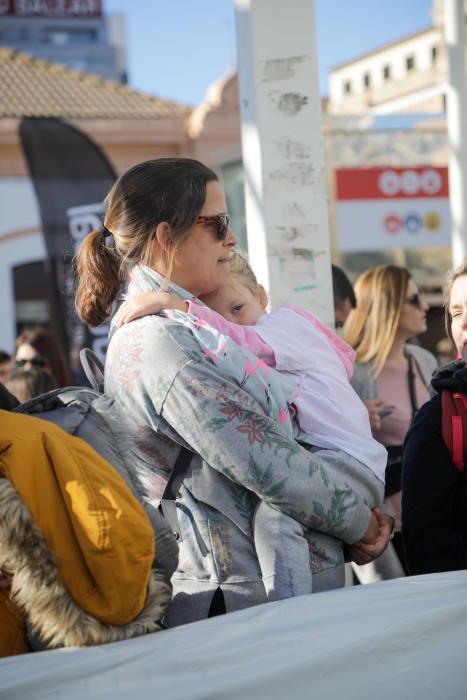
[187,300,387,481]
[373,359,431,446]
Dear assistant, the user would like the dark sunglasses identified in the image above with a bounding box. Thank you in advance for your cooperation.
[16,356,46,368]
[405,293,423,308]
[196,213,231,241]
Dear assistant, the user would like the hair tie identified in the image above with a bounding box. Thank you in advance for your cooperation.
[100,224,110,239]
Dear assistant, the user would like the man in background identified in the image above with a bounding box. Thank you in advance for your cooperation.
[332,265,356,329]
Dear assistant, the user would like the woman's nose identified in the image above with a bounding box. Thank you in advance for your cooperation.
[225,226,237,247]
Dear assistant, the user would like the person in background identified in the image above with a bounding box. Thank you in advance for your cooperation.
[5,367,57,404]
[332,265,356,329]
[0,351,13,384]
[402,262,467,574]
[344,264,437,580]
[16,329,71,388]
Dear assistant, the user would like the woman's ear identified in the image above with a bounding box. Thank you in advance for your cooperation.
[257,284,269,310]
[154,222,173,252]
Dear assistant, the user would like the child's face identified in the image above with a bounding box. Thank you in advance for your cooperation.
[201,278,267,325]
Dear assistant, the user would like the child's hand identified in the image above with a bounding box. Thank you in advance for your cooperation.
[114,291,186,327]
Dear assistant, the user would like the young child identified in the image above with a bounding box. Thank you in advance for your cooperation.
[114,251,387,598]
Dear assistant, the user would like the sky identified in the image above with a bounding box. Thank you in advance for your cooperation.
[105,0,434,107]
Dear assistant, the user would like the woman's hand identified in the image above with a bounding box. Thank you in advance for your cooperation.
[114,291,187,327]
[359,509,379,545]
[350,508,394,565]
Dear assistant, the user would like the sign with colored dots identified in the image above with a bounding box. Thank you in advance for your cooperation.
[335,167,451,251]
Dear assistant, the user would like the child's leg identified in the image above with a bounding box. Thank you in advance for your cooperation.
[253,501,312,601]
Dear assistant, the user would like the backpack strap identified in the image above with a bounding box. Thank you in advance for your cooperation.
[442,390,467,473]
[159,446,194,541]
[79,324,118,394]
[79,348,105,394]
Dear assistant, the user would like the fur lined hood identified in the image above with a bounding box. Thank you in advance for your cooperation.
[0,411,177,651]
[0,479,170,648]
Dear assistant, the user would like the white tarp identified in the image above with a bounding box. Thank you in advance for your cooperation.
[1,571,467,700]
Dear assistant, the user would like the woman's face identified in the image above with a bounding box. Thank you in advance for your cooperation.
[171,180,237,297]
[16,342,47,371]
[449,274,467,361]
[397,278,429,339]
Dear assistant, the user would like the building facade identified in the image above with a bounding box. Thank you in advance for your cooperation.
[0,46,192,355]
[1,0,462,361]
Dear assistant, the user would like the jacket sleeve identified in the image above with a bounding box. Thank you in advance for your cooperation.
[187,301,275,365]
[402,394,467,574]
[160,357,372,545]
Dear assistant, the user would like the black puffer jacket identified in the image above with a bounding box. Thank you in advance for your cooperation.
[402,360,467,575]
[0,383,19,411]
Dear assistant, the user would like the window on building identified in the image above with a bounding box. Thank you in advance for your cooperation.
[42,28,97,45]
[432,45,439,64]
[383,64,391,81]
[406,55,415,71]
[363,73,371,89]
[343,80,352,95]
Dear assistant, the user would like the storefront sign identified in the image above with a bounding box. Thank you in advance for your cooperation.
[335,166,451,252]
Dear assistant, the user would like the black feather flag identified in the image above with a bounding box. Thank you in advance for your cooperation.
[19,117,117,378]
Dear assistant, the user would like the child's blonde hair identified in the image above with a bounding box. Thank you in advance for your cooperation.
[229,249,258,292]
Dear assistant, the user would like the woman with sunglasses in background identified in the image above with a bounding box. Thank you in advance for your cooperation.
[344,265,437,581]
[75,158,392,627]
[15,328,71,387]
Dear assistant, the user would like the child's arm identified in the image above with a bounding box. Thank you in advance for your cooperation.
[188,301,275,365]
[114,291,187,327]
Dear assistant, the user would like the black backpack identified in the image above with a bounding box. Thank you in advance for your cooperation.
[12,348,192,551]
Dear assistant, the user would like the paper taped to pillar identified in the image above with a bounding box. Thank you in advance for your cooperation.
[335,166,451,252]
[19,117,116,367]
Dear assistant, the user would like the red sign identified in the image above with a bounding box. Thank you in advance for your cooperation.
[335,165,451,252]
[336,166,449,200]
[0,0,102,18]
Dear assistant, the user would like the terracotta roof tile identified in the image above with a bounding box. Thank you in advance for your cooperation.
[0,48,192,119]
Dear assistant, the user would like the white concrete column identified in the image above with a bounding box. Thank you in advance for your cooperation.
[445,0,467,267]
[234,0,333,326]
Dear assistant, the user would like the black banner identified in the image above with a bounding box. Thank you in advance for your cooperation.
[19,117,116,377]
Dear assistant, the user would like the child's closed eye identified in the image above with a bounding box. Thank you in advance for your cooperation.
[231,304,244,315]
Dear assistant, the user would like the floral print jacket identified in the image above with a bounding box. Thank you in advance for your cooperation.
[104,266,373,626]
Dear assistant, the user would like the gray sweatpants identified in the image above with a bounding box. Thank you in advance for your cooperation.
[253,447,385,601]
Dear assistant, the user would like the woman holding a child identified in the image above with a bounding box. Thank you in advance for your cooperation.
[76,158,392,626]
